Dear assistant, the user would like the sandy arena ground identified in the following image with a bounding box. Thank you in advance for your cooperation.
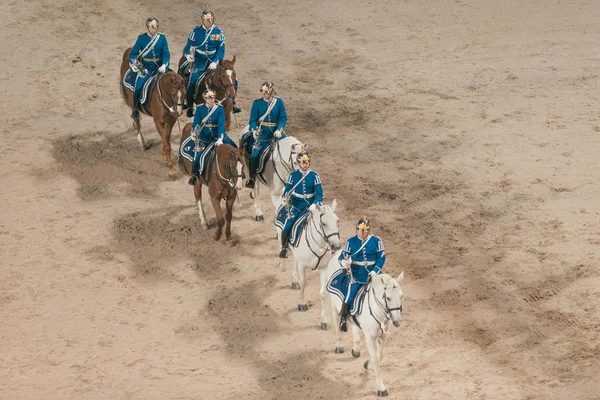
[2,0,600,398]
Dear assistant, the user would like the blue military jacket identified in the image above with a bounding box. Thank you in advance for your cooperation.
[249,97,288,143]
[192,104,226,144]
[282,169,323,212]
[184,25,225,68]
[129,33,170,74]
[339,235,386,284]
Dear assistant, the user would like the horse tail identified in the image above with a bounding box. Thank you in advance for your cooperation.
[119,47,133,106]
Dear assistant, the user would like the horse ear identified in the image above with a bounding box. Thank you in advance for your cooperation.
[397,271,405,284]
[303,142,308,150]
[232,54,236,64]
[331,198,337,212]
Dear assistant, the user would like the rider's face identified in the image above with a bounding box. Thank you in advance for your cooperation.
[202,18,213,29]
[357,228,369,240]
[204,95,215,107]
[147,22,158,35]
[299,160,310,171]
[262,90,271,100]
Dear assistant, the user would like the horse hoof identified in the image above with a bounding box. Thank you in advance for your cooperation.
[167,172,177,181]
[364,361,369,369]
[377,390,388,397]
[291,283,299,290]
[320,322,328,331]
[352,349,360,358]
[335,347,344,354]
[255,215,264,222]
[297,304,308,312]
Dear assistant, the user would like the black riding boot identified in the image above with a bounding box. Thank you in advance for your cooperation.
[339,302,350,332]
[245,159,257,188]
[279,230,290,258]
[185,90,195,118]
[131,93,140,119]
[232,100,242,114]
[188,159,199,185]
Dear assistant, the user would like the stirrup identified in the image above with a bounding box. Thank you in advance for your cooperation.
[131,109,139,119]
[279,248,288,259]
[232,104,242,114]
[188,175,197,186]
[245,179,255,189]
[186,108,194,118]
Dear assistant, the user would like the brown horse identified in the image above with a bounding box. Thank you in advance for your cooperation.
[177,55,238,131]
[120,47,187,177]
[178,123,246,241]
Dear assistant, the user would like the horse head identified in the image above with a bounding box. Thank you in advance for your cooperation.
[214,56,237,101]
[316,199,341,251]
[160,72,187,116]
[373,272,405,327]
[221,145,246,190]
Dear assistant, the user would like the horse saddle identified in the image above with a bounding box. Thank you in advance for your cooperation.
[239,130,275,184]
[326,268,369,316]
[180,139,216,180]
[123,68,159,109]
[273,205,309,249]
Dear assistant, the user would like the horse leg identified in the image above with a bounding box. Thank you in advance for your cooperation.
[297,263,308,312]
[153,119,176,178]
[195,183,209,230]
[133,118,149,151]
[351,323,361,358]
[253,183,264,222]
[332,297,344,354]
[210,195,224,241]
[319,268,329,330]
[364,334,387,396]
[290,257,299,289]
[377,334,388,363]
[224,191,235,240]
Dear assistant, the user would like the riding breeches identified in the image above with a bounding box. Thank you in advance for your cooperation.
[344,282,363,306]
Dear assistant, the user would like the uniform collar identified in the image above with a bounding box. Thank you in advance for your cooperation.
[146,32,158,38]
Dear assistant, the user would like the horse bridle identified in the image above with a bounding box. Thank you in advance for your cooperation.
[206,65,236,102]
[272,141,303,184]
[215,150,245,188]
[156,73,186,115]
[368,280,403,334]
[298,208,340,269]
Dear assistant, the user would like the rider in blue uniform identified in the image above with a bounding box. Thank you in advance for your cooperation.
[244,80,288,189]
[187,89,237,185]
[279,151,323,258]
[183,10,241,117]
[338,216,386,332]
[129,17,171,119]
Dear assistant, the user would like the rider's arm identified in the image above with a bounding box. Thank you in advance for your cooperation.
[183,29,196,56]
[213,29,225,63]
[192,107,202,131]
[372,238,386,274]
[129,36,142,65]
[282,172,294,198]
[160,35,171,67]
[276,99,288,131]
[339,240,351,262]
[248,100,260,131]
[313,173,323,205]
[217,107,226,140]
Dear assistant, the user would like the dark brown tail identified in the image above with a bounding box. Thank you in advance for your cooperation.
[119,48,133,106]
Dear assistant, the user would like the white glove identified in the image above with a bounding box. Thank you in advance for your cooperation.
[309,203,317,212]
[274,129,282,139]
[130,63,139,73]
[186,53,194,63]
[369,270,377,277]
[281,196,288,205]
[158,64,167,73]
[209,62,218,70]
[342,258,350,270]
[252,129,258,139]
[215,138,224,146]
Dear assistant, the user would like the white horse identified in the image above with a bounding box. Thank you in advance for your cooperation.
[277,200,341,326]
[324,251,404,397]
[238,126,306,221]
